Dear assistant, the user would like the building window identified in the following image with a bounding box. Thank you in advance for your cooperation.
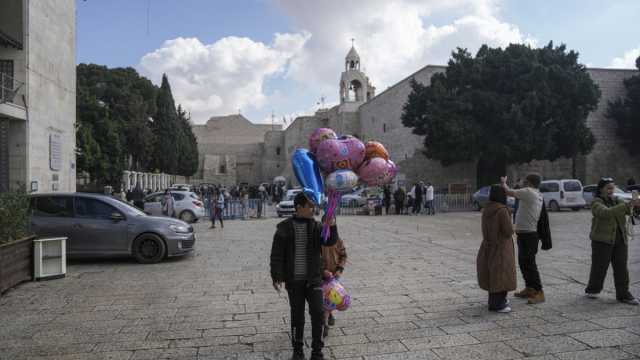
[383,123,386,133]
[276,147,281,156]
[219,164,226,174]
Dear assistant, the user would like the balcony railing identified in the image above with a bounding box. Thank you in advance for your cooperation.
[1,72,23,105]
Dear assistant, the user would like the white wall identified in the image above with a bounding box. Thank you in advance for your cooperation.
[26,0,76,193]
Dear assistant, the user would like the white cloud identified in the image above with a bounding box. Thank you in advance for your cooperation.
[138,0,535,124]
[277,0,535,97]
[138,32,310,124]
[609,47,640,69]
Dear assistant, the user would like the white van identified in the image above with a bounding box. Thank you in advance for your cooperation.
[539,179,586,211]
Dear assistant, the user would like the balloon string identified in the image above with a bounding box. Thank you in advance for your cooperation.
[322,191,341,243]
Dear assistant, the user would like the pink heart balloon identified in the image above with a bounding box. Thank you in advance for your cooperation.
[316,136,365,173]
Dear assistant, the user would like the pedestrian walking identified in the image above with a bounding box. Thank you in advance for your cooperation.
[584,177,639,305]
[321,236,347,338]
[132,184,145,210]
[501,174,546,304]
[425,182,435,215]
[477,185,516,313]
[270,192,339,360]
[383,185,391,215]
[210,189,224,229]
[412,182,423,214]
[161,189,175,218]
[393,187,405,215]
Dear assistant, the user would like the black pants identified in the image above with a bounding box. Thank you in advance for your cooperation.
[413,200,422,214]
[517,232,542,291]
[488,291,508,311]
[395,201,403,215]
[585,239,631,300]
[425,200,435,215]
[384,200,391,215]
[287,281,324,354]
[210,208,223,227]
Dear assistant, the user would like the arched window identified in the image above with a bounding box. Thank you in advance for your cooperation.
[383,123,386,133]
[276,147,281,156]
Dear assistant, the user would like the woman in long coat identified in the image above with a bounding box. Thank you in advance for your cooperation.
[477,185,517,312]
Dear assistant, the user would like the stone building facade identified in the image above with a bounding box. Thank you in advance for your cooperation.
[191,46,640,190]
[0,0,76,193]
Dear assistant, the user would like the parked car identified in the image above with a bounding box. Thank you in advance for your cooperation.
[29,193,195,263]
[340,187,380,207]
[169,183,193,192]
[626,184,640,193]
[143,191,204,223]
[472,186,516,211]
[583,184,633,207]
[276,189,302,217]
[540,179,586,211]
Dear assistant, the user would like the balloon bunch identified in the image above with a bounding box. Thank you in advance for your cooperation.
[292,128,397,241]
[321,276,351,312]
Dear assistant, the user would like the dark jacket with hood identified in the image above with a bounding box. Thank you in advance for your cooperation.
[270,217,338,287]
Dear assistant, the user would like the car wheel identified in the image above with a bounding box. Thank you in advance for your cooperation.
[473,201,481,211]
[180,210,196,223]
[549,200,560,212]
[133,234,166,264]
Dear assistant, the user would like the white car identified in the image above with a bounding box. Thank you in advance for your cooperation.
[540,179,586,211]
[144,190,205,223]
[276,189,302,217]
[583,184,632,207]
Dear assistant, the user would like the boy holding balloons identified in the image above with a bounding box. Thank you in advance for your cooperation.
[321,236,348,338]
[270,192,338,360]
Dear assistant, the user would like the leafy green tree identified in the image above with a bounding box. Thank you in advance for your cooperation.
[402,42,601,186]
[607,56,640,156]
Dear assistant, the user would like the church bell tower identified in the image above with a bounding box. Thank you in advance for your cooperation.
[339,42,375,104]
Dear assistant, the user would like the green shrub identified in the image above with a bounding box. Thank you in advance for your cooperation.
[0,189,31,244]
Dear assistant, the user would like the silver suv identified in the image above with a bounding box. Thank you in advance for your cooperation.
[29,193,196,263]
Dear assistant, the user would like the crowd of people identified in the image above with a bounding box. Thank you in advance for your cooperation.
[270,174,639,360]
[385,181,436,215]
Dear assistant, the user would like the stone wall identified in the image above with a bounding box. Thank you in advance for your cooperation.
[358,65,476,190]
[506,68,640,186]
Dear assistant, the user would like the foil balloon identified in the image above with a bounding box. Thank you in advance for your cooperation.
[365,141,389,161]
[321,277,351,312]
[309,128,337,154]
[339,135,366,170]
[325,170,359,193]
[291,148,324,205]
[316,137,366,173]
[358,158,397,186]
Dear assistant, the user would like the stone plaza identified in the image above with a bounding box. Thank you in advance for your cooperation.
[1,211,639,359]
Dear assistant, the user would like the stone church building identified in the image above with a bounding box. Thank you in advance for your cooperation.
[191,46,640,190]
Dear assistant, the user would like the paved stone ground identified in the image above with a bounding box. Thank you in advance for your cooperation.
[1,211,639,360]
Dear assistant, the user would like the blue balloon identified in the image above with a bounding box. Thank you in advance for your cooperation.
[292,148,324,205]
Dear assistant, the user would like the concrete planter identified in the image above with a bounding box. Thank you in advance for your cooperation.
[0,236,35,295]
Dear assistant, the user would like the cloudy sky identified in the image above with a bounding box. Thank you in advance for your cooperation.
[77,0,640,126]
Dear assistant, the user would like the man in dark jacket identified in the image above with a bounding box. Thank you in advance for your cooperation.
[393,187,405,215]
[270,192,338,360]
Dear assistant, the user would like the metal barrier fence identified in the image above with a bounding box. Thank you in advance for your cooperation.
[199,193,474,220]
[203,199,267,220]
[335,193,474,215]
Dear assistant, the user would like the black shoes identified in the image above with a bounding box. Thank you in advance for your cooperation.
[328,314,335,326]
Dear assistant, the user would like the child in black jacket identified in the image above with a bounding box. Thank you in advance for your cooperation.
[270,192,338,360]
